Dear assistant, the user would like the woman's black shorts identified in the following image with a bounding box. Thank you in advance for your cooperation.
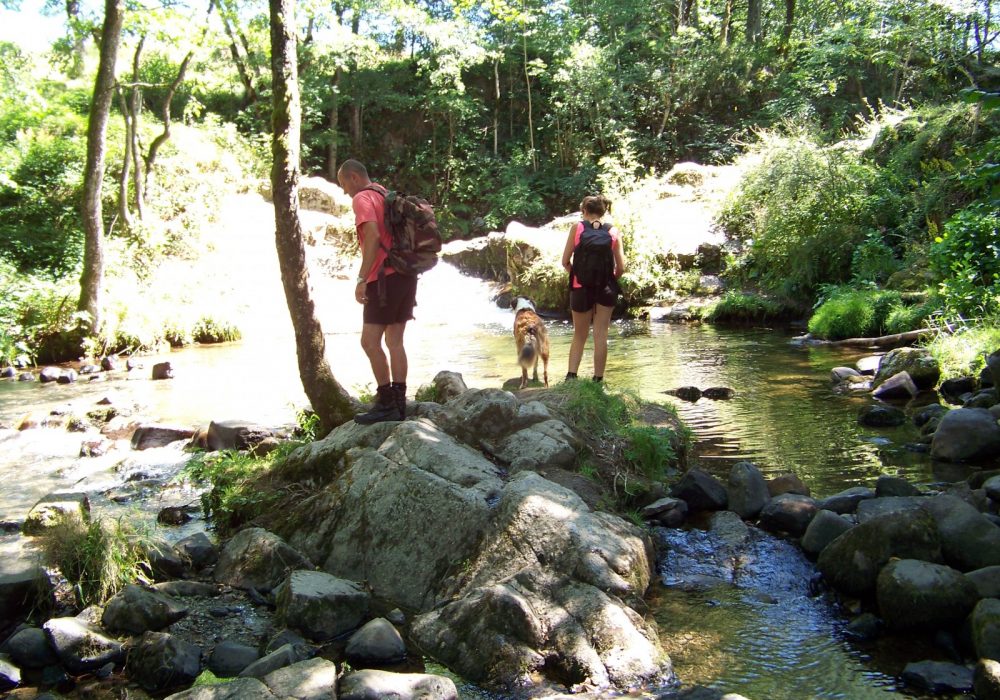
[570,283,617,313]
[363,272,418,325]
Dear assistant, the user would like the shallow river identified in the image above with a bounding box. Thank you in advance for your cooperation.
[0,260,968,699]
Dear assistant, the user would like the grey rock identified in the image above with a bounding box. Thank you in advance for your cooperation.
[214,528,315,592]
[975,659,1000,700]
[38,367,62,383]
[940,377,977,404]
[5,627,57,668]
[857,496,926,523]
[641,497,688,527]
[209,641,260,677]
[127,631,201,693]
[831,367,861,383]
[18,372,32,381]
[0,568,53,623]
[158,506,193,525]
[667,386,702,401]
[0,367,14,378]
[902,661,973,693]
[56,369,77,384]
[986,475,1000,502]
[207,420,274,451]
[145,537,188,580]
[702,387,735,400]
[274,570,370,642]
[931,408,1000,462]
[872,371,919,400]
[766,473,811,497]
[339,669,458,700]
[164,677,276,699]
[261,657,338,699]
[432,371,468,402]
[102,584,188,634]
[152,361,174,379]
[387,608,405,626]
[0,655,19,691]
[175,532,219,570]
[494,419,579,472]
[239,643,309,679]
[876,559,978,630]
[727,461,770,520]
[43,617,125,674]
[913,403,949,427]
[801,509,854,556]
[670,468,728,511]
[875,475,921,498]
[345,617,407,665]
[101,355,118,371]
[758,493,817,536]
[972,598,1000,661]
[922,494,1000,571]
[966,388,1000,409]
[875,347,941,391]
[966,566,1000,599]
[817,509,943,596]
[263,629,307,656]
[817,486,875,514]
[858,404,907,427]
[988,349,1000,388]
[131,423,195,449]
[844,613,882,641]
[856,355,882,375]
[22,492,90,535]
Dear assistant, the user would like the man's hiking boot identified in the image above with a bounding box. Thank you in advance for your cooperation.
[391,382,407,419]
[355,384,402,424]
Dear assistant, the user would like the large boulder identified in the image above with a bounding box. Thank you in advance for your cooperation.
[4,627,58,669]
[345,617,407,666]
[164,677,276,699]
[727,461,770,520]
[921,495,1000,571]
[131,423,195,450]
[261,657,339,700]
[214,528,315,592]
[872,372,919,401]
[976,659,1000,700]
[817,509,942,596]
[967,566,1000,599]
[274,570,370,642]
[432,371,469,402]
[817,487,875,514]
[930,408,1000,462]
[43,617,124,674]
[493,419,579,472]
[127,631,201,693]
[22,492,90,535]
[208,641,260,677]
[206,420,275,452]
[0,568,54,622]
[102,584,188,634]
[902,661,974,694]
[801,509,854,557]
[874,347,941,391]
[758,494,817,536]
[297,176,352,215]
[856,496,926,523]
[670,468,728,512]
[972,598,1000,662]
[858,404,907,427]
[339,669,458,700]
[876,559,979,630]
[411,472,669,691]
[0,657,19,692]
[875,475,921,498]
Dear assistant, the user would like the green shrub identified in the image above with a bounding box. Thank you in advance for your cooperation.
[851,232,903,284]
[808,287,903,339]
[705,291,788,323]
[931,202,1000,317]
[924,322,1000,379]
[884,296,939,334]
[40,517,152,607]
[192,317,242,344]
[621,425,676,481]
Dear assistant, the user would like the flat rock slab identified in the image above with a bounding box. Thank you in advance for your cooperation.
[131,423,195,449]
[339,669,458,700]
[261,657,338,700]
[164,677,276,699]
[902,660,973,694]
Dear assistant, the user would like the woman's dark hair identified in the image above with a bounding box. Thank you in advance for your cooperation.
[581,194,612,217]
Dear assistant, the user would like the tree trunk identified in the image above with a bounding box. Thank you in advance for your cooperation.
[493,57,500,156]
[781,0,795,47]
[78,0,124,336]
[116,87,134,229]
[66,0,86,78]
[269,0,354,434]
[721,0,734,44]
[128,38,145,221]
[746,0,762,44]
[326,66,342,179]
[522,30,536,172]
[825,328,947,348]
[144,50,192,193]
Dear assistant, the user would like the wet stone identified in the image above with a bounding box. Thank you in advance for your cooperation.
[902,660,973,694]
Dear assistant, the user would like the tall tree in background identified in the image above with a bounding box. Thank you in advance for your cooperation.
[269,0,355,433]
[78,0,124,336]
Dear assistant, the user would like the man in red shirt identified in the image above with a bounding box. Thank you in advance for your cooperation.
[337,159,417,423]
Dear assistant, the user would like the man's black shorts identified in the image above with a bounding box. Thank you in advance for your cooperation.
[363,272,418,325]
[570,283,617,313]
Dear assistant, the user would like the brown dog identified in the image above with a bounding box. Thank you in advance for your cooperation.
[513,298,549,389]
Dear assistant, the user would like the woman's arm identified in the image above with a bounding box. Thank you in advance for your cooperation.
[561,224,576,272]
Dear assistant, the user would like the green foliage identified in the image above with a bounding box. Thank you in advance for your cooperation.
[294,408,322,442]
[192,317,243,344]
[883,296,937,334]
[931,202,1000,318]
[705,291,788,323]
[925,322,1000,379]
[621,425,676,481]
[414,383,442,403]
[40,517,152,607]
[718,130,878,297]
[183,448,292,535]
[807,286,904,339]
[851,232,902,284]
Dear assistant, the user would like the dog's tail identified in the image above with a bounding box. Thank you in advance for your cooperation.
[519,327,537,367]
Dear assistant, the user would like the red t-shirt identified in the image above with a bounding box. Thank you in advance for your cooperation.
[353,184,395,282]
[571,221,620,289]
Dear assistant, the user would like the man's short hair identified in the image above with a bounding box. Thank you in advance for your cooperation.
[339,159,368,179]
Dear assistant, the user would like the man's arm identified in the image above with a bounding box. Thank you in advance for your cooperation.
[356,221,381,304]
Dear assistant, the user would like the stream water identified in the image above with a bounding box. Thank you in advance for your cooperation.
[0,207,971,698]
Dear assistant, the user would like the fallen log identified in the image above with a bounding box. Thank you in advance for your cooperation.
[794,327,951,349]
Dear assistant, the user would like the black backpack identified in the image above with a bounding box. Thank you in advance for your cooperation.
[572,221,614,288]
[363,184,442,276]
